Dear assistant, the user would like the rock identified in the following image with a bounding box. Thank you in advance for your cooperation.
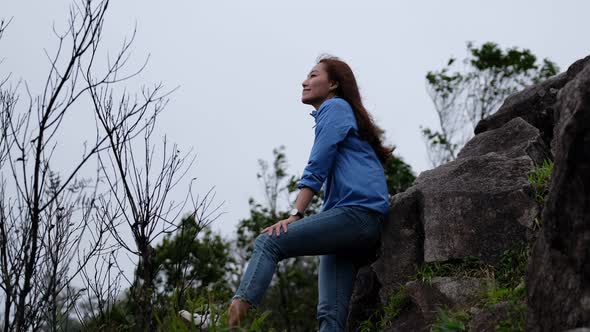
[468,302,511,332]
[552,56,590,155]
[405,280,453,323]
[350,56,590,330]
[366,110,543,330]
[406,277,488,317]
[380,281,444,332]
[346,266,381,332]
[430,277,489,308]
[459,117,549,165]
[413,116,544,264]
[474,73,565,146]
[383,307,429,332]
[382,277,489,331]
[373,190,424,303]
[526,59,590,330]
[474,55,590,146]
[418,153,536,263]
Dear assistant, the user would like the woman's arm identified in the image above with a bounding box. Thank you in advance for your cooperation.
[297,100,355,193]
[294,187,315,215]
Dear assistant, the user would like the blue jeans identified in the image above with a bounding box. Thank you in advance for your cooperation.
[233,206,383,332]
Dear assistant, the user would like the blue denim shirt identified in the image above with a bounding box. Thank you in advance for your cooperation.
[297,97,390,216]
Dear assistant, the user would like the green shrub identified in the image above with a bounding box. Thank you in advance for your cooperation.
[431,309,471,332]
[483,283,525,306]
[382,286,410,324]
[527,159,553,205]
[357,317,380,332]
[496,302,526,332]
[357,286,410,331]
[495,245,529,289]
[151,291,271,332]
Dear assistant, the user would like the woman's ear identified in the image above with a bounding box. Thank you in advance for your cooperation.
[329,81,339,92]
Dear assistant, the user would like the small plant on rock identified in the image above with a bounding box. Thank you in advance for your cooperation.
[527,159,553,205]
[414,257,492,284]
[382,286,410,325]
[431,309,471,332]
[358,286,410,331]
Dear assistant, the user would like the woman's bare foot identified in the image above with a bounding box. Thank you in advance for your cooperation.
[228,298,251,327]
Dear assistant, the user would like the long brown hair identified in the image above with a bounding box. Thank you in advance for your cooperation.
[318,55,394,164]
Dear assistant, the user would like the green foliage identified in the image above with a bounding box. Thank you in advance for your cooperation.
[480,283,526,332]
[484,284,525,306]
[527,159,553,205]
[154,216,235,302]
[496,302,526,332]
[382,286,410,325]
[383,155,416,196]
[357,287,410,331]
[423,42,559,166]
[235,146,320,332]
[208,308,274,332]
[431,309,471,332]
[495,245,529,290]
[414,257,493,284]
[357,317,380,332]
[465,246,527,332]
[152,292,272,332]
[81,301,134,331]
[482,246,528,332]
[406,247,529,331]
[413,244,528,287]
[81,219,234,330]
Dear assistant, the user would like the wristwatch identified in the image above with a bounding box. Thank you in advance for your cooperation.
[289,208,304,219]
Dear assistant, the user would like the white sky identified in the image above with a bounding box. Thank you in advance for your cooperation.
[2,0,589,245]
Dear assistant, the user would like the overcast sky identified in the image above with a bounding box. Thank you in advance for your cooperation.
[2,0,589,243]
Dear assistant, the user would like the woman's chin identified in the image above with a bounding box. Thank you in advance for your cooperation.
[301,96,317,106]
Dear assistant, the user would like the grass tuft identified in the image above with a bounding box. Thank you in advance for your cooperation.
[431,309,471,332]
[527,159,553,205]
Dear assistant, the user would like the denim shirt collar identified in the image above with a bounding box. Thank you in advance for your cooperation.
[309,96,341,121]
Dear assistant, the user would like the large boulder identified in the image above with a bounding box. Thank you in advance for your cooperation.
[526,58,590,330]
[383,277,489,332]
[417,118,543,263]
[373,189,425,303]
[369,113,544,324]
[474,56,590,146]
[348,54,590,332]
[459,117,549,165]
[419,153,535,263]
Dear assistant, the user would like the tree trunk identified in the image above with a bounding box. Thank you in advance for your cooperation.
[135,243,156,332]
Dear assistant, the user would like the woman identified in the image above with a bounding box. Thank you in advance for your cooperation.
[229,56,392,331]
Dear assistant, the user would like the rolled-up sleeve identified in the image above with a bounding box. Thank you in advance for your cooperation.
[298,100,354,192]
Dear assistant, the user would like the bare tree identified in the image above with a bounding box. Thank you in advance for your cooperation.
[75,248,125,330]
[422,42,558,167]
[89,86,222,329]
[0,1,166,330]
[1,1,223,330]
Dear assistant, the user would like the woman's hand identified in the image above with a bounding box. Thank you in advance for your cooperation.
[262,216,301,237]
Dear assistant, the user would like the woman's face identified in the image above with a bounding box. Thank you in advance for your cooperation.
[301,63,335,109]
